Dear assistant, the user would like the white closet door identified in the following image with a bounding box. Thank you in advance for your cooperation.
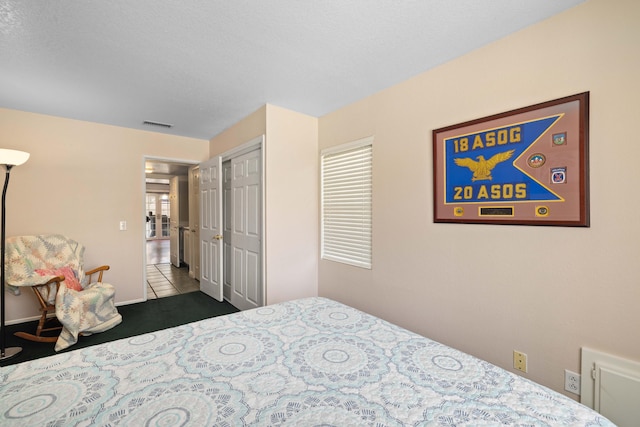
[229,148,262,311]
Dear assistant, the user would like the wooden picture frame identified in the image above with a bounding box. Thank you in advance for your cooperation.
[432,92,589,226]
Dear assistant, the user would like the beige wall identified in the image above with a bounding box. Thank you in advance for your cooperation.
[318,0,640,397]
[1,109,209,322]
[209,104,318,304]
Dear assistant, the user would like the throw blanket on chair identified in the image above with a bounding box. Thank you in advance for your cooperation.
[55,283,122,351]
[6,234,122,351]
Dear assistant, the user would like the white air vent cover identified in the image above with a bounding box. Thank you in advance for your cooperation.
[581,347,640,427]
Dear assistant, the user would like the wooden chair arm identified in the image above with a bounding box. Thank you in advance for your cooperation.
[85,265,110,283]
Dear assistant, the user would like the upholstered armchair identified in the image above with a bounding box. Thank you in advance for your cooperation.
[5,234,122,351]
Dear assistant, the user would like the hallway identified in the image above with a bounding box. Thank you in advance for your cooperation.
[146,239,199,299]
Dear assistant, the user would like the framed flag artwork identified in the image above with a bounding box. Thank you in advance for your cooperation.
[432,92,589,226]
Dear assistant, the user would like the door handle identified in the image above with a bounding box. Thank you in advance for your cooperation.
[214,234,223,240]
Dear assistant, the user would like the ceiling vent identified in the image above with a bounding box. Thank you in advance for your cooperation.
[143,120,173,129]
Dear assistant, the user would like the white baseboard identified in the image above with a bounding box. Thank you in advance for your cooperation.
[5,297,149,326]
[115,298,147,306]
[5,315,42,326]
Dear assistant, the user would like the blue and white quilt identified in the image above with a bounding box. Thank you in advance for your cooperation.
[0,297,613,426]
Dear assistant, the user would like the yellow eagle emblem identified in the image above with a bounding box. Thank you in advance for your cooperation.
[453,149,515,182]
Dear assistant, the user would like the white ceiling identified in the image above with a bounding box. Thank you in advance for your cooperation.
[1,0,585,140]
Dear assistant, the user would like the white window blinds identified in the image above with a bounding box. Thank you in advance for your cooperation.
[321,137,372,269]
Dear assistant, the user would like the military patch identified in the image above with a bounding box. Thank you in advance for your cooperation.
[551,167,566,184]
[535,206,549,217]
[552,132,567,146]
[528,153,546,168]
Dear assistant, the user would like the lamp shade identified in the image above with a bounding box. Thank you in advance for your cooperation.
[0,149,30,166]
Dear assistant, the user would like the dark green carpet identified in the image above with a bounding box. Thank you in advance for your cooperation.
[1,291,239,367]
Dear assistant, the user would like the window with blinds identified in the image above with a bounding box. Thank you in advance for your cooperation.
[321,137,372,269]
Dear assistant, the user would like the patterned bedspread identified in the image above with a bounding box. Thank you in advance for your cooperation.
[0,297,613,426]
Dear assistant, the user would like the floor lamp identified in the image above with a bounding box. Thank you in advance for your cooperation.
[0,149,30,361]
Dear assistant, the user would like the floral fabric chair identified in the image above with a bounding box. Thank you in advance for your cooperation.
[6,234,122,351]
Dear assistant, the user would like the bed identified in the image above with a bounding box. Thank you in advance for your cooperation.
[0,297,613,426]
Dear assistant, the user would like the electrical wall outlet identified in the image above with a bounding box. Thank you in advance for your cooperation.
[513,350,527,373]
[564,369,581,395]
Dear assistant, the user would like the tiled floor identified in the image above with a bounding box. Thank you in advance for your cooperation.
[146,263,200,299]
[146,239,199,299]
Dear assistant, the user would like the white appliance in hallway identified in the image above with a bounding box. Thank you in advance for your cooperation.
[188,166,201,280]
[169,176,189,268]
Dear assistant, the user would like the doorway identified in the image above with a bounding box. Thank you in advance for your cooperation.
[144,157,199,300]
